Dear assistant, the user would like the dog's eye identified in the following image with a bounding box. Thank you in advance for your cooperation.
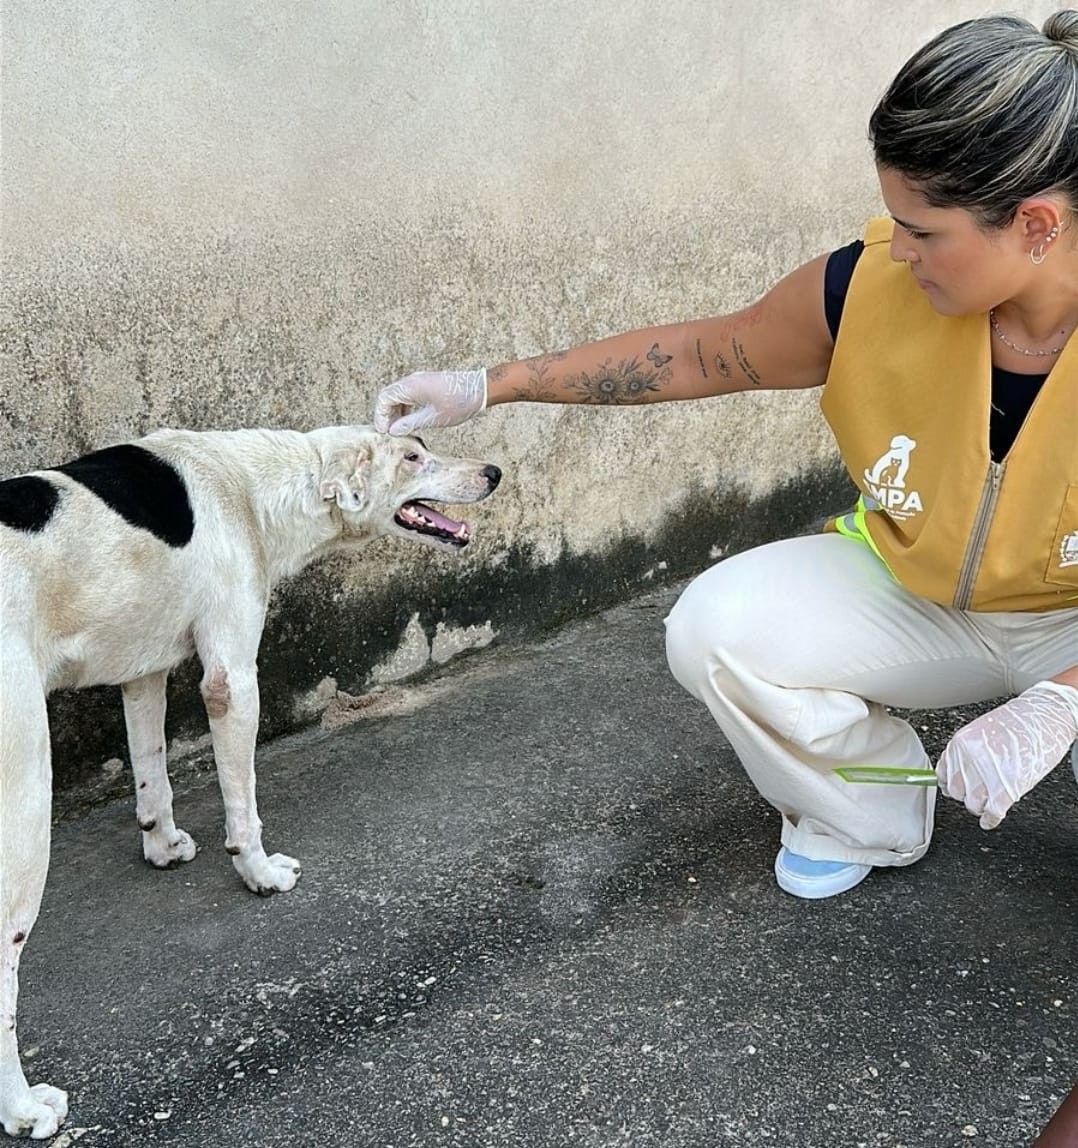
[404,452,421,463]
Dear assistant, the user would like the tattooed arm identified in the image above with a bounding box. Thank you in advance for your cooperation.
[486,254,833,407]
[372,254,833,432]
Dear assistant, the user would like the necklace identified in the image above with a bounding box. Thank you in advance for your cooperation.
[988,308,1068,357]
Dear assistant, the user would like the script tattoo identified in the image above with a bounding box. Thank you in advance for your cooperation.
[646,342,673,369]
[731,338,762,387]
[695,338,708,379]
[565,356,670,404]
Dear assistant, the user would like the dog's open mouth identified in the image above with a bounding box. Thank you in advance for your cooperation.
[394,501,472,547]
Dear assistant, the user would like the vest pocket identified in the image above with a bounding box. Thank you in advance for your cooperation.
[1046,484,1078,588]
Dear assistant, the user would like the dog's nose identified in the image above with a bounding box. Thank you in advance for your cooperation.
[481,464,502,489]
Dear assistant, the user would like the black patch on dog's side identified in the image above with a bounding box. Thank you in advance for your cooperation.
[0,475,61,533]
[52,444,195,547]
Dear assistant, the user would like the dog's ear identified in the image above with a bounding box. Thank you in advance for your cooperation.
[319,444,373,513]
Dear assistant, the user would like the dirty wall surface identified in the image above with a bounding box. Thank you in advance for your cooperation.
[1,0,1057,785]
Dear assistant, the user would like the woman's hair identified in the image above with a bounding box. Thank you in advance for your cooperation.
[868,10,1078,227]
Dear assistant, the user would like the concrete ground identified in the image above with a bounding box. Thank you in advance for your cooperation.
[21,584,1078,1148]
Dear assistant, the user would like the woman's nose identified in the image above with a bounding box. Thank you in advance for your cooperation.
[890,235,920,265]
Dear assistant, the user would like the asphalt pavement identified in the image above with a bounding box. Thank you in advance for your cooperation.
[22,583,1078,1147]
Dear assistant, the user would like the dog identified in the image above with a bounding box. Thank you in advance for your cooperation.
[863,433,917,489]
[0,425,500,1138]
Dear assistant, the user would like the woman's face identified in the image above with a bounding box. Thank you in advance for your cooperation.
[876,166,1029,316]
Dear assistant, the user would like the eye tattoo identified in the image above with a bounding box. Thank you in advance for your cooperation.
[714,352,731,378]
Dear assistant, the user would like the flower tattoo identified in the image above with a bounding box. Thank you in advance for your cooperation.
[565,356,668,404]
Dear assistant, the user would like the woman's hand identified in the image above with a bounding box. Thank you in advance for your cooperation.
[373,369,487,435]
[936,680,1078,828]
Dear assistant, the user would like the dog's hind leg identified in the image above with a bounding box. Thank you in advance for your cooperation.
[122,672,198,869]
[195,625,301,896]
[0,647,68,1139]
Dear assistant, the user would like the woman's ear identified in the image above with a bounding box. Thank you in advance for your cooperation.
[1015,197,1064,248]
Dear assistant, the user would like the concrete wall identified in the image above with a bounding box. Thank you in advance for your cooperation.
[1,0,1058,791]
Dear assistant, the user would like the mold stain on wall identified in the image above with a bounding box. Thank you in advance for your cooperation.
[45,460,854,801]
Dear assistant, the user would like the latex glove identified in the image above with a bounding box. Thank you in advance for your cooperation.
[936,680,1078,829]
[372,369,487,436]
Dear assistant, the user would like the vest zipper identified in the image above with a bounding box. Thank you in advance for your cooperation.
[954,460,1004,610]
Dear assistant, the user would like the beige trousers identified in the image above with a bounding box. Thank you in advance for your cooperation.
[664,533,1078,867]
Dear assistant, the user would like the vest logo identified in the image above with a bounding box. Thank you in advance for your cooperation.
[863,434,923,520]
[1061,531,1078,569]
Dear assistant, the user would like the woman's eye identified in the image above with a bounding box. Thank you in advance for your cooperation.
[906,227,930,241]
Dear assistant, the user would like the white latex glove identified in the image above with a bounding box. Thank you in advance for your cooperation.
[372,369,487,436]
[936,680,1078,829]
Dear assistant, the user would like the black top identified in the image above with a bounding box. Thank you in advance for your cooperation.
[824,239,1047,463]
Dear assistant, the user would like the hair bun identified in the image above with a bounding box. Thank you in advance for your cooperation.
[1044,9,1078,46]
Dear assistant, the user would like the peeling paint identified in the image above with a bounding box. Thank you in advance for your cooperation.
[294,675,339,721]
[368,613,431,686]
[431,620,496,666]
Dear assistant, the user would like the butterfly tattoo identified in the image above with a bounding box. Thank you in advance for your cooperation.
[646,343,673,369]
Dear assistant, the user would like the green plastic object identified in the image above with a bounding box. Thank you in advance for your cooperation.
[834,765,939,786]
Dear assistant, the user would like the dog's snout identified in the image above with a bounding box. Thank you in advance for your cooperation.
[481,464,502,489]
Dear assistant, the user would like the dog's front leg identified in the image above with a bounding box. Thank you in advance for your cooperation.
[199,659,300,896]
[0,671,68,1139]
[122,672,198,869]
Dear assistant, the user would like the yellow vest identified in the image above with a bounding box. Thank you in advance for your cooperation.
[821,217,1078,613]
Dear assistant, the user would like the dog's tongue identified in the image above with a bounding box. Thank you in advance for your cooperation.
[396,501,472,541]
[407,502,461,532]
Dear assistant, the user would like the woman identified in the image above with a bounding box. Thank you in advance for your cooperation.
[372,12,1078,901]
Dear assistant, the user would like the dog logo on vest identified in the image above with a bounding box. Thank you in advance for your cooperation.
[1061,530,1078,569]
[863,434,923,520]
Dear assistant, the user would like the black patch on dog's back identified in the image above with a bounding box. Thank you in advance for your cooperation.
[51,444,195,547]
[0,475,61,533]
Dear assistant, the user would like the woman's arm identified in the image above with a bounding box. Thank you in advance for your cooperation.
[486,254,834,406]
[937,674,1078,828]
[373,253,835,433]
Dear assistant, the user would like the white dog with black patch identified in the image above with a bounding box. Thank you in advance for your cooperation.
[0,426,500,1138]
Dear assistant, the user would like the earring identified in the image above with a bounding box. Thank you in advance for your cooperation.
[1031,224,1061,265]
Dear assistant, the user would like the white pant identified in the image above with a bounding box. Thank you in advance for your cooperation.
[664,534,1078,867]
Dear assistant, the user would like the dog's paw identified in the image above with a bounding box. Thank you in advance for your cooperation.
[0,1082,69,1139]
[144,827,199,869]
[235,851,301,896]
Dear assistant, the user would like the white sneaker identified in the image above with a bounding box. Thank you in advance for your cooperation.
[774,846,872,900]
